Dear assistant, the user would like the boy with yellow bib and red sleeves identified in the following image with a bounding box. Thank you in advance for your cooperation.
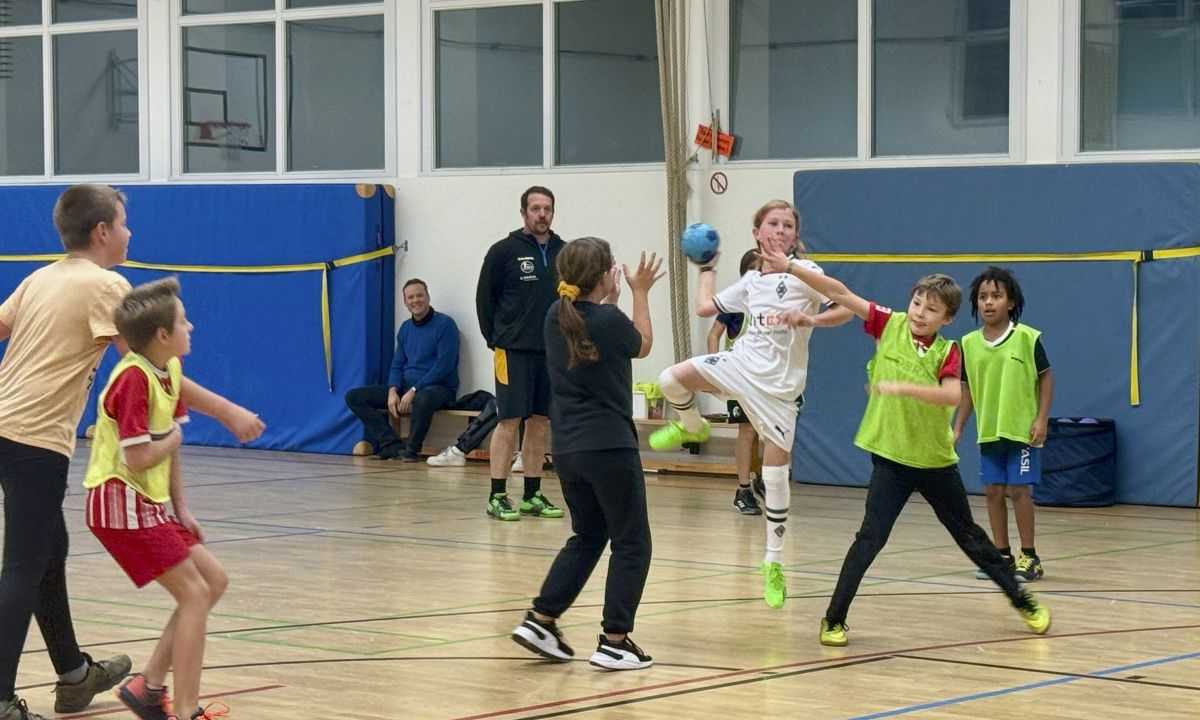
[757,240,1051,647]
[84,278,232,720]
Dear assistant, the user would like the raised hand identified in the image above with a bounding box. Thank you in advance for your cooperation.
[624,251,665,293]
[757,235,792,273]
[604,265,622,304]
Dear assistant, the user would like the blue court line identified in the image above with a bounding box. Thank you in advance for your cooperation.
[848,650,1200,719]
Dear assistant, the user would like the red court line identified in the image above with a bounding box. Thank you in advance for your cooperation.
[62,683,285,718]
[451,623,1200,720]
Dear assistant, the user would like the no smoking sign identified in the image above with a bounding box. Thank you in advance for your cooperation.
[710,171,728,195]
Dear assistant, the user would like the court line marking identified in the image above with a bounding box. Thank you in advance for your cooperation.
[893,653,1200,692]
[59,683,285,718]
[847,651,1200,719]
[500,657,893,720]
[444,623,1200,720]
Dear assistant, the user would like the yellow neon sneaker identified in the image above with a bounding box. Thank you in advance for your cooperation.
[761,561,786,609]
[648,420,711,451]
[819,618,848,647]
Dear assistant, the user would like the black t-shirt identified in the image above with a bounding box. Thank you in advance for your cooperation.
[544,300,642,454]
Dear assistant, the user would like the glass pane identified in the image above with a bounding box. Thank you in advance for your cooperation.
[873,0,1009,156]
[0,0,41,26]
[54,30,138,174]
[1081,0,1200,151]
[183,0,274,14]
[0,36,44,175]
[54,0,136,23]
[183,24,275,173]
[435,5,542,168]
[287,15,384,171]
[730,0,856,159]
[556,0,663,164]
[287,0,379,8]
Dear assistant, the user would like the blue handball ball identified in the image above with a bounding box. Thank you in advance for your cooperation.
[680,223,720,264]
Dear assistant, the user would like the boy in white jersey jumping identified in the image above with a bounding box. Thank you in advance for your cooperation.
[649,200,851,608]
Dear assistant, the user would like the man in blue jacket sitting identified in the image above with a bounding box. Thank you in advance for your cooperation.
[346,279,459,461]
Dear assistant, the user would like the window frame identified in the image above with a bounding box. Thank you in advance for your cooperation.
[1061,0,1200,161]
[170,0,395,179]
[0,0,149,182]
[423,0,668,175]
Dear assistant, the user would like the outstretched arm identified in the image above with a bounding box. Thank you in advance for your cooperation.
[180,377,265,442]
[759,239,871,319]
[875,375,962,407]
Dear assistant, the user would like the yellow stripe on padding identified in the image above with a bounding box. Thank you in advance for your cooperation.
[805,245,1200,407]
[0,246,397,391]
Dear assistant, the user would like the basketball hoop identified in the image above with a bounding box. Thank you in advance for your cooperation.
[193,121,253,158]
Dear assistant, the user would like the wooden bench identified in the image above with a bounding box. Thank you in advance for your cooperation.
[354,408,741,477]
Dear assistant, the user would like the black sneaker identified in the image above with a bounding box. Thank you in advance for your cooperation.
[589,634,652,671]
[733,487,762,515]
[511,611,574,661]
[751,475,765,502]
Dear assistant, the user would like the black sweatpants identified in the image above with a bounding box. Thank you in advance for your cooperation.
[825,454,1028,624]
[533,449,651,634]
[0,436,85,701]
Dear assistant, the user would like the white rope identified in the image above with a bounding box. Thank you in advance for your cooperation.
[655,0,692,362]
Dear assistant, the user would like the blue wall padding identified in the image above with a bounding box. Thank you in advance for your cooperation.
[0,184,395,455]
[791,164,1199,507]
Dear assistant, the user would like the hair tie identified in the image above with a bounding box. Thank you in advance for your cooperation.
[557,281,580,301]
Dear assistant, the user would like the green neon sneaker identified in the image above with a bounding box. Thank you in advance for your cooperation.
[519,491,564,518]
[761,561,786,609]
[486,494,520,521]
[819,618,848,647]
[1015,553,1044,582]
[648,420,711,451]
[1018,594,1051,635]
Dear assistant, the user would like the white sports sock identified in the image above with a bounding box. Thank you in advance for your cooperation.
[762,465,790,565]
[659,368,705,432]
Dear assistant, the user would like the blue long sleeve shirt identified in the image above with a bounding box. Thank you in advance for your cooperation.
[388,309,460,394]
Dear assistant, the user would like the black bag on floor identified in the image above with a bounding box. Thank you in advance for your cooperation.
[1033,417,1117,507]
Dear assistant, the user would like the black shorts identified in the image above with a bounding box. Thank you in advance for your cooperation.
[494,348,551,420]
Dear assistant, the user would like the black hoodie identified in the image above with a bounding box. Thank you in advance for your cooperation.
[476,229,565,352]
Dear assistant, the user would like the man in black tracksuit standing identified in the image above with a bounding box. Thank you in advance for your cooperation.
[476,186,566,521]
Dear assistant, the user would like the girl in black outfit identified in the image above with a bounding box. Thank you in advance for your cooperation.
[510,237,663,671]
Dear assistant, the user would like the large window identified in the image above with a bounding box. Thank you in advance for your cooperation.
[556,0,662,164]
[178,0,387,175]
[1081,0,1200,152]
[430,0,664,170]
[730,0,857,160]
[874,0,1009,156]
[0,0,140,177]
[727,0,1014,161]
[435,5,543,168]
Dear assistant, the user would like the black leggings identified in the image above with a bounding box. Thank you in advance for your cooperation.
[534,449,652,634]
[825,454,1027,625]
[0,437,85,700]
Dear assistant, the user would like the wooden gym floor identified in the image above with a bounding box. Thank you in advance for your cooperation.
[8,446,1199,719]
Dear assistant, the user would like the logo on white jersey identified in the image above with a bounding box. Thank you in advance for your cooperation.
[776,279,787,299]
